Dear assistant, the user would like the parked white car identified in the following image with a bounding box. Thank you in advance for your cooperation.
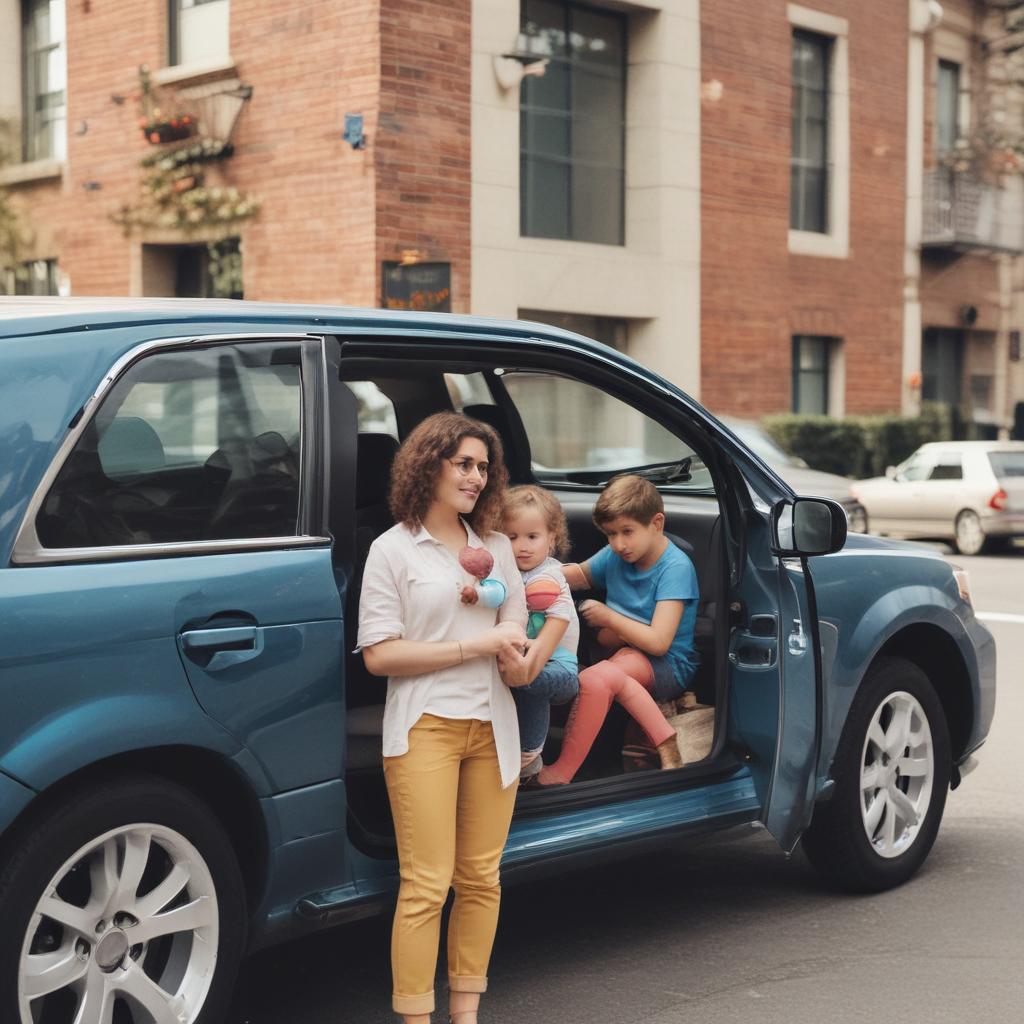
[849,441,1024,554]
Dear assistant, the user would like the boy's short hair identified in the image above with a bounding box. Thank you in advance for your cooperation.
[592,474,663,528]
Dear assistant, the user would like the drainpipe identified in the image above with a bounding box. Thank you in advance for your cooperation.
[903,0,944,417]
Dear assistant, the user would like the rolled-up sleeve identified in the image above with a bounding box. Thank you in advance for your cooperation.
[356,539,406,651]
[495,534,527,629]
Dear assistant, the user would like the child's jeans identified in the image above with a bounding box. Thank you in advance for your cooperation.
[512,662,579,753]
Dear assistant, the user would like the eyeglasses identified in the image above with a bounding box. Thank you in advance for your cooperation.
[448,457,490,477]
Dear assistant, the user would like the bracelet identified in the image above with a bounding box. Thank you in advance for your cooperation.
[457,641,464,664]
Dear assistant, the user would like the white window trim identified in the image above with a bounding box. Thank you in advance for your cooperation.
[787,4,850,259]
[152,56,237,88]
[0,159,64,187]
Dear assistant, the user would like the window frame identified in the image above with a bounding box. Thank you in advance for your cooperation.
[21,0,67,164]
[787,3,849,259]
[518,0,628,246]
[10,332,331,566]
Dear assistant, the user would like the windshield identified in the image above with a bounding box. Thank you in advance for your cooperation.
[989,452,1024,479]
[725,420,803,468]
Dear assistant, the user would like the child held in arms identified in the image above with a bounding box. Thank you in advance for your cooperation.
[498,485,580,784]
[538,474,699,785]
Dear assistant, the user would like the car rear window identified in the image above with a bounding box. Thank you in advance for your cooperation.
[988,452,1024,478]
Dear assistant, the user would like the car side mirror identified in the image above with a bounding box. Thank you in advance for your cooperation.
[885,465,898,480]
[771,496,848,557]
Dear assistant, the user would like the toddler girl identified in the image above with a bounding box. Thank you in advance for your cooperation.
[501,485,580,782]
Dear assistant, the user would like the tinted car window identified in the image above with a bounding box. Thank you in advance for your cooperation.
[989,452,1024,478]
[502,371,713,491]
[37,342,303,548]
[928,455,963,481]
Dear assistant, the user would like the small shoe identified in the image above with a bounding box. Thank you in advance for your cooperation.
[656,735,684,770]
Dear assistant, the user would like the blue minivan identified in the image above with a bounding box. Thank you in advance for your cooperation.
[0,299,996,1024]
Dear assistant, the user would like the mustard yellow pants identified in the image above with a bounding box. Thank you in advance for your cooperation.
[383,714,518,1016]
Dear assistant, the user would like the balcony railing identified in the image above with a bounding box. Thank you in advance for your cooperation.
[922,169,1024,253]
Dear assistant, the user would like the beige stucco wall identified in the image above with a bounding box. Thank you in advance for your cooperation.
[470,0,702,397]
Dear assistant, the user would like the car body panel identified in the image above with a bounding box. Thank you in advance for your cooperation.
[807,532,996,772]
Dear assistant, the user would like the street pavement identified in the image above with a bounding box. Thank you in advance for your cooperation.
[227,547,1024,1024]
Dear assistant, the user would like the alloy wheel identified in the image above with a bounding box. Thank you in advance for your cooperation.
[18,823,218,1024]
[859,691,935,859]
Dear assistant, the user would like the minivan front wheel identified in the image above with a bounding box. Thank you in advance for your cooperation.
[0,776,246,1024]
[802,657,951,892]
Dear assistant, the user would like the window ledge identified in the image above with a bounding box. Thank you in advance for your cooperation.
[152,56,237,88]
[788,229,849,260]
[0,160,64,187]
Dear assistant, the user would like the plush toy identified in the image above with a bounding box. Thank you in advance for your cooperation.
[458,546,507,609]
[524,575,561,638]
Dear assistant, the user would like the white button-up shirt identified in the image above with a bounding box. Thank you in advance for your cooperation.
[356,519,528,788]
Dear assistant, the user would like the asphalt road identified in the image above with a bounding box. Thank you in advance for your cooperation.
[227,547,1024,1024]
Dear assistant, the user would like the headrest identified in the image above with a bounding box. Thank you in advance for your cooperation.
[98,416,165,478]
[357,432,400,507]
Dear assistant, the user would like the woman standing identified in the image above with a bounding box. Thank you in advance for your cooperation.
[357,412,528,1024]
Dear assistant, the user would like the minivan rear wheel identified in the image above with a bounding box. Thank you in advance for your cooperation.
[801,657,951,893]
[0,776,246,1024]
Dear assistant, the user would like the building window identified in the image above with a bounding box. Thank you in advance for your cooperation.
[169,0,230,67]
[792,336,832,415]
[791,30,831,234]
[22,0,66,163]
[519,0,626,246]
[936,59,961,155]
[1,258,59,295]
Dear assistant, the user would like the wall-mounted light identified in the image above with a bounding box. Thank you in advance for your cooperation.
[81,180,102,191]
[343,113,366,150]
[493,33,549,91]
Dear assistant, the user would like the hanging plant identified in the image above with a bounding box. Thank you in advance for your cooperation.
[112,66,258,235]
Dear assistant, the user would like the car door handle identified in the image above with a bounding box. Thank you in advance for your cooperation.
[180,626,264,672]
[729,632,777,670]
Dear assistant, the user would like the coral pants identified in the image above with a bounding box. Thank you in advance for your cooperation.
[541,647,677,784]
[383,715,518,1015]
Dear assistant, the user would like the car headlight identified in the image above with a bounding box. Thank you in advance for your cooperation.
[951,565,973,606]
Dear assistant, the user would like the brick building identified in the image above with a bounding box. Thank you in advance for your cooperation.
[701,0,909,420]
[1,0,1021,431]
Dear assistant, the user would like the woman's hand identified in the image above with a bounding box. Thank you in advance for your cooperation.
[463,621,527,659]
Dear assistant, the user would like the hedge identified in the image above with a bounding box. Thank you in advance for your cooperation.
[762,403,954,480]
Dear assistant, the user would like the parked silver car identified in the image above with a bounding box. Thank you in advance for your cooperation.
[722,419,868,532]
[849,441,1024,554]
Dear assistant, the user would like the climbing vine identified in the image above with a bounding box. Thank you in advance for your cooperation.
[112,66,259,234]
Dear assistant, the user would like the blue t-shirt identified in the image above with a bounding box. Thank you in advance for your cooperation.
[587,541,700,684]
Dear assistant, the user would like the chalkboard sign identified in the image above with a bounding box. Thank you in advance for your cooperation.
[382,262,452,312]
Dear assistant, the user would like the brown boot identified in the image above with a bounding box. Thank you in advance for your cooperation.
[656,734,684,770]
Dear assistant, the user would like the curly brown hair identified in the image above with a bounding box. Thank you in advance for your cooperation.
[388,411,509,534]
[502,484,571,559]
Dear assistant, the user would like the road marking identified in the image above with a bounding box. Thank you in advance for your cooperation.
[977,611,1024,625]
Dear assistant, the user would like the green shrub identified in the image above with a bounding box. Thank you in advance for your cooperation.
[763,403,954,480]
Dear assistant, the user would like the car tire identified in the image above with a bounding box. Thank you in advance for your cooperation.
[953,509,988,555]
[801,656,951,893]
[0,775,246,1024]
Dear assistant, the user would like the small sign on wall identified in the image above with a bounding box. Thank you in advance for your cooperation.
[382,261,451,312]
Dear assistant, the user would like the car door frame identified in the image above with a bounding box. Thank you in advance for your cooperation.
[334,329,827,846]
